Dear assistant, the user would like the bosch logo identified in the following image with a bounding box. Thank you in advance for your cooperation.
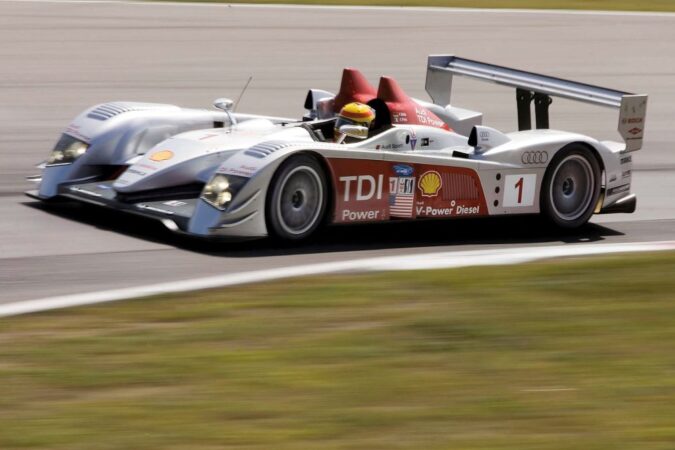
[521,151,548,165]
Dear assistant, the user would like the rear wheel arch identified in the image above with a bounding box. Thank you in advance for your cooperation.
[574,141,606,178]
[564,141,607,200]
[540,142,602,228]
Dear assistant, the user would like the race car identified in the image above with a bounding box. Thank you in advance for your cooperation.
[26,55,647,241]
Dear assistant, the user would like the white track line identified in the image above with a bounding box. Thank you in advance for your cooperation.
[1,0,674,17]
[2,240,674,318]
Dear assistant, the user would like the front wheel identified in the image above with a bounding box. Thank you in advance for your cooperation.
[266,155,327,241]
[541,144,601,228]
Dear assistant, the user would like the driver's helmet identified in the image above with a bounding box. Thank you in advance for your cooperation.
[334,102,376,141]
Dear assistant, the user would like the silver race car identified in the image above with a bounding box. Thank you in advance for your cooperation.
[27,55,647,241]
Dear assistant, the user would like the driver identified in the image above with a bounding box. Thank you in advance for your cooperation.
[334,102,376,143]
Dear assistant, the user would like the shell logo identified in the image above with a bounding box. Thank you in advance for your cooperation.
[149,150,174,162]
[418,171,442,197]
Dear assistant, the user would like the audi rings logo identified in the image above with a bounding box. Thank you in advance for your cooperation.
[521,151,549,164]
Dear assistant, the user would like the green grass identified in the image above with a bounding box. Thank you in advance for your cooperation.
[3,252,675,449]
[166,0,675,13]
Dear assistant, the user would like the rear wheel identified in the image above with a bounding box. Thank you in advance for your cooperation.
[541,144,601,228]
[266,155,327,240]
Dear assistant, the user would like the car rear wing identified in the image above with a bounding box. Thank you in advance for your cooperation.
[425,55,647,151]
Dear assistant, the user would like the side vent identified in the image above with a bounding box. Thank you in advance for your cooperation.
[244,141,294,159]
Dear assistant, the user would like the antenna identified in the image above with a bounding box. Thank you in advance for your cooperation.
[234,76,253,112]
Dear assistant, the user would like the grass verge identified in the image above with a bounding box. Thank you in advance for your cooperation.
[163,0,675,13]
[2,252,675,449]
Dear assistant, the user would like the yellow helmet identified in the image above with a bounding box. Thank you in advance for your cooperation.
[334,102,376,141]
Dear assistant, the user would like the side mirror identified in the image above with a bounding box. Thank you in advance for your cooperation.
[339,124,369,140]
[213,98,234,112]
[303,89,336,121]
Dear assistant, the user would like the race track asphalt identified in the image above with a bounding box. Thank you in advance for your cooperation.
[1,0,674,304]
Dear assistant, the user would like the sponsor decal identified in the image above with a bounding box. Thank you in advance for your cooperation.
[456,204,481,215]
[416,205,453,216]
[621,117,643,124]
[393,164,414,177]
[149,150,174,162]
[330,159,390,223]
[620,156,632,165]
[414,200,481,217]
[607,184,630,196]
[414,107,445,128]
[392,112,408,123]
[137,204,174,215]
[222,164,257,177]
[126,168,147,176]
[418,171,442,197]
[163,200,187,207]
[341,209,381,221]
[389,176,415,218]
[339,175,384,202]
[521,151,548,165]
[329,159,486,223]
[69,186,102,197]
[409,130,418,150]
[389,164,416,218]
[378,143,405,150]
[628,127,642,135]
[622,170,631,179]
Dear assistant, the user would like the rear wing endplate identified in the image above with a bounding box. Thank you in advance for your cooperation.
[426,55,647,151]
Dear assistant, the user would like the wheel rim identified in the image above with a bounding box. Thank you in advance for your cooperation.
[549,154,595,221]
[276,165,323,236]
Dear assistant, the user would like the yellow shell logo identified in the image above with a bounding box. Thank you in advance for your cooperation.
[418,171,442,197]
[149,150,174,162]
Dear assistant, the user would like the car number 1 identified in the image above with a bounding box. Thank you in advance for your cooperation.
[503,174,536,207]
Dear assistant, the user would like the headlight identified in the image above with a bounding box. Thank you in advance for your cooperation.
[46,134,89,166]
[201,174,240,210]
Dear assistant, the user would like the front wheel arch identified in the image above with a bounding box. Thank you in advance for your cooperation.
[264,152,329,241]
[299,151,335,226]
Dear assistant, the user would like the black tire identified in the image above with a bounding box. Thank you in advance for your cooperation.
[541,144,602,229]
[266,154,327,241]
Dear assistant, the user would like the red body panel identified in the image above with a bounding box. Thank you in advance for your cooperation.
[333,68,377,113]
[332,69,451,132]
[328,158,487,224]
[377,77,451,131]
